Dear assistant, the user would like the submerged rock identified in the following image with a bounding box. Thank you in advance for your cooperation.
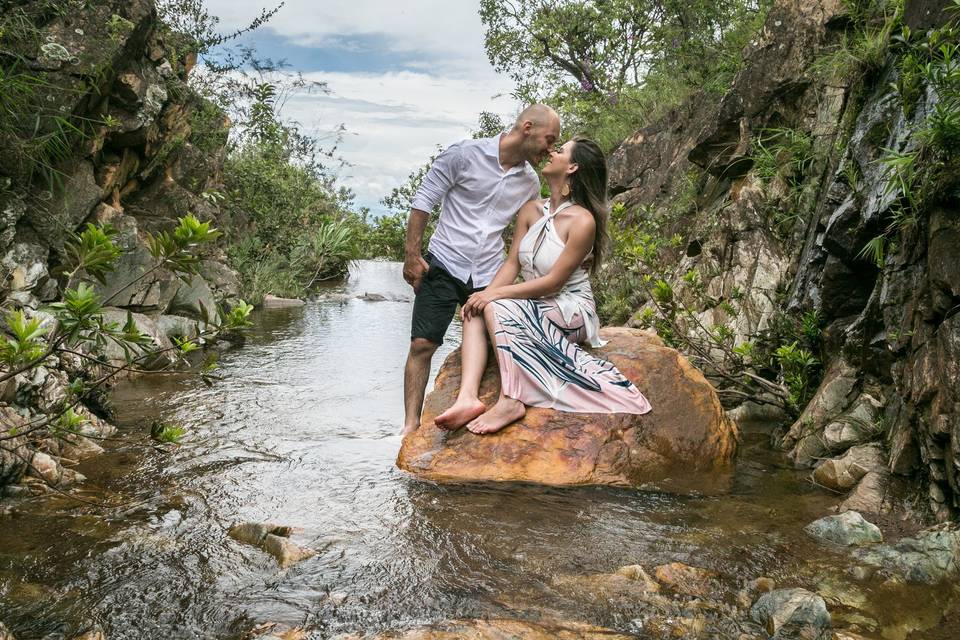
[615,564,661,592]
[72,625,106,640]
[332,619,637,639]
[853,524,960,584]
[397,328,738,493]
[228,522,314,568]
[653,562,717,597]
[804,511,883,546]
[247,622,308,640]
[261,295,305,309]
[750,588,831,638]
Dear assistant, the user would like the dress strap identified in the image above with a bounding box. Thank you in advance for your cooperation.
[543,200,574,218]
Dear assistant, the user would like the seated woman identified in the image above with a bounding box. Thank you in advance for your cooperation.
[434,136,652,435]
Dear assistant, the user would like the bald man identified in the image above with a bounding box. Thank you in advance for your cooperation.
[401,104,561,435]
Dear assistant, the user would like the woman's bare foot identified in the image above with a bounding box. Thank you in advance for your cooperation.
[466,397,525,435]
[435,398,487,430]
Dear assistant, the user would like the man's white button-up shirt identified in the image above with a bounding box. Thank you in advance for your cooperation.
[411,134,540,288]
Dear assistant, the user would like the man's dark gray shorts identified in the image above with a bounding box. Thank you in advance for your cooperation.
[411,254,481,345]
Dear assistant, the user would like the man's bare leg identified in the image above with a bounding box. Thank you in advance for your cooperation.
[402,337,439,436]
[435,315,488,429]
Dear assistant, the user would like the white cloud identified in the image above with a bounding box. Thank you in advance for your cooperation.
[204,0,493,75]
[201,1,524,212]
[278,70,520,213]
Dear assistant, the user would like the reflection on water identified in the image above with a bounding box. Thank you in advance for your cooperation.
[0,261,954,639]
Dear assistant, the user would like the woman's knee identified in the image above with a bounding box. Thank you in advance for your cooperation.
[483,301,506,323]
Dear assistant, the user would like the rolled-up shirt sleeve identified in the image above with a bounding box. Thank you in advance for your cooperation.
[411,143,464,213]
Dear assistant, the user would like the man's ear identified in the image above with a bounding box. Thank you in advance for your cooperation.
[521,120,534,135]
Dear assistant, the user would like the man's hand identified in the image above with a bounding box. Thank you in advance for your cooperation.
[461,288,503,320]
[403,254,430,292]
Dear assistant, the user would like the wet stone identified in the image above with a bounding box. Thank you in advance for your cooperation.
[853,524,960,584]
[0,621,15,640]
[653,562,717,597]
[750,588,831,638]
[261,294,305,308]
[229,522,314,568]
[72,625,106,640]
[805,511,883,546]
[813,444,884,491]
[337,619,638,639]
[248,622,308,640]
[261,533,315,568]
[615,564,661,592]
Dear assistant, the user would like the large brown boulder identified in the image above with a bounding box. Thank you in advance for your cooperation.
[397,328,738,493]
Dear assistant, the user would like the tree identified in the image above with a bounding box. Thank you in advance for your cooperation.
[480,0,767,101]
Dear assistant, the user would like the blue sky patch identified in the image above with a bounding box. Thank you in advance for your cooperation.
[212,28,432,74]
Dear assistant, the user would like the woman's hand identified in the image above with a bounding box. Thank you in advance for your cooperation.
[461,288,504,320]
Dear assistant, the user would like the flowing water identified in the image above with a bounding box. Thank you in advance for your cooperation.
[0,261,954,639]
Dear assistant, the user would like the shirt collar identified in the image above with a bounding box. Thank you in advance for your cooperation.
[484,133,504,159]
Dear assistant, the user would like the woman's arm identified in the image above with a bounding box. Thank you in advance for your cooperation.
[462,208,595,318]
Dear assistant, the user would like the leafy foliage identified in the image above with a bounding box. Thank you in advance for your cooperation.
[480,0,770,150]
[220,79,360,300]
[0,310,47,367]
[857,13,960,267]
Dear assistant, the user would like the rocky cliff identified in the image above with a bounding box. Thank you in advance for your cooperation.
[0,0,240,490]
[608,0,959,520]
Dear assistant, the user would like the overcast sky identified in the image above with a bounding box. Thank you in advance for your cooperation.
[204,0,521,215]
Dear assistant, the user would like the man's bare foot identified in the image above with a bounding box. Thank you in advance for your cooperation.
[435,398,487,430]
[466,397,525,435]
[400,423,418,437]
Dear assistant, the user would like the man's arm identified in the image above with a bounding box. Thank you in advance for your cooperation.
[403,209,430,291]
[403,143,464,291]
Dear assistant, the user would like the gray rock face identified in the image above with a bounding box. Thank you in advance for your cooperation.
[813,443,885,491]
[168,275,217,320]
[85,206,180,311]
[1,243,50,294]
[24,161,102,254]
[804,511,883,546]
[839,468,894,515]
[98,307,176,369]
[853,524,960,584]
[821,394,883,451]
[199,259,241,301]
[0,407,30,486]
[782,360,860,467]
[0,192,26,255]
[750,588,831,638]
[156,314,208,342]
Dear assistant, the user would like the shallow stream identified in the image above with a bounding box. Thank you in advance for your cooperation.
[0,261,954,639]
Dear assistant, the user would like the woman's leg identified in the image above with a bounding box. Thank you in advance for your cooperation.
[435,313,488,429]
[465,302,527,434]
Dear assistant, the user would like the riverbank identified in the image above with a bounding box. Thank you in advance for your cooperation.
[0,262,956,639]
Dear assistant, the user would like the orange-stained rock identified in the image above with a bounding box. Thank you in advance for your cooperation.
[397,328,738,493]
[653,562,717,597]
[332,619,636,639]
